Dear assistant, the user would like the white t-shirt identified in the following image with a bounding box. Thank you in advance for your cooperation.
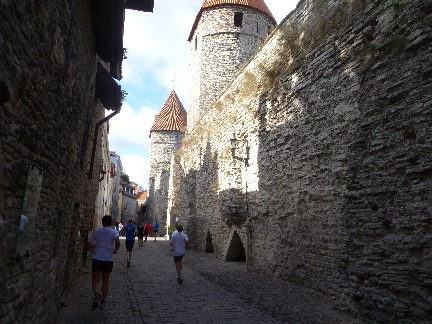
[170,231,188,257]
[88,227,119,261]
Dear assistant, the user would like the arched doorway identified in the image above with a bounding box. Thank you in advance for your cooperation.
[225,230,245,262]
[205,229,214,253]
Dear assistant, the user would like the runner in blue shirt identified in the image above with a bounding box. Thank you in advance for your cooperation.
[153,221,160,242]
[122,219,137,268]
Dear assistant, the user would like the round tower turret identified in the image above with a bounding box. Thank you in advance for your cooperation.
[187,0,276,131]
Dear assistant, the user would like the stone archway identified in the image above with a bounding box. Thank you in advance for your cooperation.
[225,230,245,262]
[205,229,214,253]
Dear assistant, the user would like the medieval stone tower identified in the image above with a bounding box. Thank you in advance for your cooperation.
[187,0,277,131]
[147,90,187,232]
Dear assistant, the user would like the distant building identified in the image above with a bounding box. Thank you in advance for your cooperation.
[137,190,148,207]
[120,179,137,223]
[136,190,148,223]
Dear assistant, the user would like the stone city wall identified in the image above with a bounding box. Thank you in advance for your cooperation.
[171,0,432,321]
[0,0,103,322]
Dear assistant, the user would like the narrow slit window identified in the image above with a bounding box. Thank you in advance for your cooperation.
[234,12,243,27]
[195,36,198,50]
[256,21,259,33]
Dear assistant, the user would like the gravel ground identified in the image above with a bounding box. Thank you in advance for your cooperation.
[182,248,361,323]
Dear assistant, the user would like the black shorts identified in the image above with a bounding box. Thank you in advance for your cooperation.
[174,255,184,262]
[144,230,149,235]
[138,235,144,239]
[125,239,135,252]
[92,258,113,273]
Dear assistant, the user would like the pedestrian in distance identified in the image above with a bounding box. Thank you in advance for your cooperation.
[87,215,120,310]
[118,222,123,237]
[149,223,153,239]
[137,222,144,247]
[122,218,137,268]
[144,223,149,242]
[153,220,159,242]
[169,224,189,284]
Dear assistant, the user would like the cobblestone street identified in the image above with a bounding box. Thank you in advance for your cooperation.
[57,237,359,324]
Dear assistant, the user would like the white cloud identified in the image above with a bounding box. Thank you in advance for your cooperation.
[108,103,158,154]
[108,102,158,189]
[120,155,150,189]
[267,0,300,23]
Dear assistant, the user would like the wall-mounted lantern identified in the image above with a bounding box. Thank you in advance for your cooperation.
[230,133,249,167]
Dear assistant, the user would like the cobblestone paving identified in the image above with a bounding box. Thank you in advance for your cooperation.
[57,237,360,324]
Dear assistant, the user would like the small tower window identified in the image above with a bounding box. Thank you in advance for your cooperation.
[195,36,198,50]
[234,12,243,27]
[256,21,259,33]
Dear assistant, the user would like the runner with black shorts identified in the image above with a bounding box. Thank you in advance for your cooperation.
[123,219,137,268]
[87,215,120,310]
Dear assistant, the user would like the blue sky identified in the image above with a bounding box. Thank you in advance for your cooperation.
[109,0,300,190]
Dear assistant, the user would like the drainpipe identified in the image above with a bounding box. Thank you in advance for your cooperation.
[245,180,251,271]
[88,108,120,179]
[246,223,251,270]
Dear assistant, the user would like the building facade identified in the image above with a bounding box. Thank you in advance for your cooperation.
[0,1,154,322]
[120,180,138,223]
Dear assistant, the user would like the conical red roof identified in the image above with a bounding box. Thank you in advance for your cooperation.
[188,0,276,41]
[150,91,187,135]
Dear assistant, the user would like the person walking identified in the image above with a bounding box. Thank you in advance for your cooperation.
[87,215,120,310]
[169,224,189,284]
[137,222,144,247]
[149,223,153,239]
[118,222,123,237]
[122,219,137,268]
[153,220,160,241]
[144,223,149,242]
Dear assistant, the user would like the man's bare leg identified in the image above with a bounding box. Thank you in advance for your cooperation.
[101,272,111,302]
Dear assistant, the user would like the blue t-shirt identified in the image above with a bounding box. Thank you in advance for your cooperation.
[154,223,160,231]
[124,223,137,241]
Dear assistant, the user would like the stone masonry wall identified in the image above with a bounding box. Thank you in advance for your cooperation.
[172,0,432,321]
[187,6,276,131]
[0,0,104,322]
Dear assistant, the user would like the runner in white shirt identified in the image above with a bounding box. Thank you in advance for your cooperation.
[87,215,120,310]
[169,225,189,284]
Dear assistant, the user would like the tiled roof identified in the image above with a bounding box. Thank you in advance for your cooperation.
[150,90,187,134]
[137,191,148,201]
[188,0,276,41]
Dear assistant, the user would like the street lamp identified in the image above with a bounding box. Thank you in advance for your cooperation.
[230,133,249,167]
